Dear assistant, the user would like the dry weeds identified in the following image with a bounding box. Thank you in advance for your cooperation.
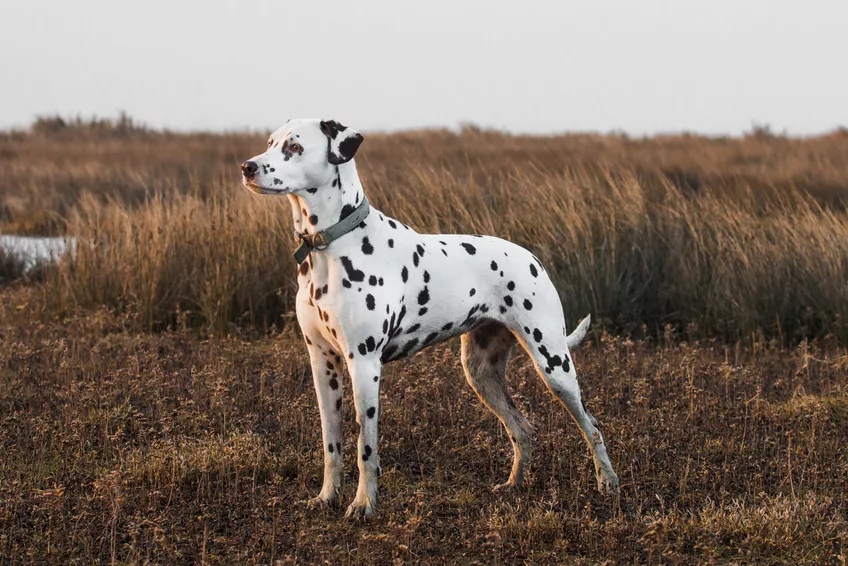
[1,297,846,564]
[1,120,847,563]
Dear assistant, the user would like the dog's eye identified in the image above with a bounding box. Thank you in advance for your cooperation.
[290,143,303,153]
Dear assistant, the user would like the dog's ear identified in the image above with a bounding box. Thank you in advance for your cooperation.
[320,120,364,165]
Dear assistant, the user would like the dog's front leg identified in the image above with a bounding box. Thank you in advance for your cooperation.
[344,355,382,518]
[304,341,345,509]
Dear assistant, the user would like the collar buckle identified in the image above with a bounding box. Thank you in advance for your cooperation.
[292,196,370,265]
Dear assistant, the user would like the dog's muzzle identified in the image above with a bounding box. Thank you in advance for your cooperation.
[241,160,259,179]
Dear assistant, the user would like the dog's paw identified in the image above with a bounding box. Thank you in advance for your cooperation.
[596,469,620,495]
[493,480,520,493]
[305,487,341,510]
[344,493,376,519]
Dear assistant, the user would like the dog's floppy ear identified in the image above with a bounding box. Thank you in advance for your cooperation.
[320,120,364,165]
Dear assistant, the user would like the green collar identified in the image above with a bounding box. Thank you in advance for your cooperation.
[293,196,371,265]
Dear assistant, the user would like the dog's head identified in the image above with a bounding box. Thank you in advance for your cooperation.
[241,118,364,195]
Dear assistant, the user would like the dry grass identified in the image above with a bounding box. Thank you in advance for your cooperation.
[2,120,848,563]
[16,124,847,341]
[1,296,846,564]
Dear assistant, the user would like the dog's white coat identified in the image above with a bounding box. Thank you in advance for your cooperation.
[243,119,619,517]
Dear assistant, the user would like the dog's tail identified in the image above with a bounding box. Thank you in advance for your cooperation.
[566,314,591,349]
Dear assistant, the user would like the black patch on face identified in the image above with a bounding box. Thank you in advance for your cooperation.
[340,256,365,282]
[490,261,498,271]
[342,279,352,288]
[423,331,439,346]
[504,296,513,306]
[442,322,453,331]
[328,443,334,453]
[412,252,419,267]
[529,263,538,277]
[320,120,363,165]
[499,306,507,314]
[337,134,364,164]
[418,287,430,305]
[358,343,367,356]
[369,275,378,286]
[363,444,372,460]
[416,244,425,256]
[461,243,476,255]
[374,375,379,382]
[336,398,343,410]
[307,187,318,194]
[299,261,310,276]
[366,407,376,418]
[406,323,421,334]
[423,270,430,283]
[382,319,388,334]
[305,336,313,345]
[329,377,339,390]
[339,204,356,222]
[469,288,476,296]
[418,307,428,316]
[388,220,397,229]
[309,214,319,225]
[533,328,543,342]
[361,237,374,255]
[401,266,408,283]
[366,294,376,310]
[366,336,376,352]
[388,239,394,248]
[507,281,515,291]
[523,299,533,310]
[442,249,448,256]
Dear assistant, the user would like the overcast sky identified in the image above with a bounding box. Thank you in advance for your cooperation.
[2,0,846,135]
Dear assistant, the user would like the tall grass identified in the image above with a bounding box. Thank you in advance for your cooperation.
[44,159,848,341]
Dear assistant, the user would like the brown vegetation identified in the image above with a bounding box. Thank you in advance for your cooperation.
[1,298,846,563]
[3,119,845,341]
[1,119,847,563]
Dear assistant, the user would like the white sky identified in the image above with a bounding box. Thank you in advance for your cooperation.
[2,0,846,135]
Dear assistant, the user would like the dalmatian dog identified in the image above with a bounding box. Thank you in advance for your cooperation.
[241,118,620,518]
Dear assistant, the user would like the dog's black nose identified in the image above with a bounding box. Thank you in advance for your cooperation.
[241,160,259,178]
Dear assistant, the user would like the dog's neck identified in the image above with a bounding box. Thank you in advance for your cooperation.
[287,162,366,237]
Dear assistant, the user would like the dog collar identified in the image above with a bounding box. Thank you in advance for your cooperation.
[293,196,370,265]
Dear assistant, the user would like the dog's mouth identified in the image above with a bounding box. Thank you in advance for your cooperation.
[242,178,287,195]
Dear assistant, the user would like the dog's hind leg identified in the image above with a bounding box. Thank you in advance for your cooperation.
[518,327,619,495]
[462,321,534,490]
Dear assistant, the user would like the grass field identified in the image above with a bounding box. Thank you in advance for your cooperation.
[1,118,847,564]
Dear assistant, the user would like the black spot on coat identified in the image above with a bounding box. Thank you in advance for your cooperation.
[340,256,365,282]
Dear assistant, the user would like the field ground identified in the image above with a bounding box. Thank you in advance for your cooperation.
[2,294,846,564]
[1,120,847,563]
